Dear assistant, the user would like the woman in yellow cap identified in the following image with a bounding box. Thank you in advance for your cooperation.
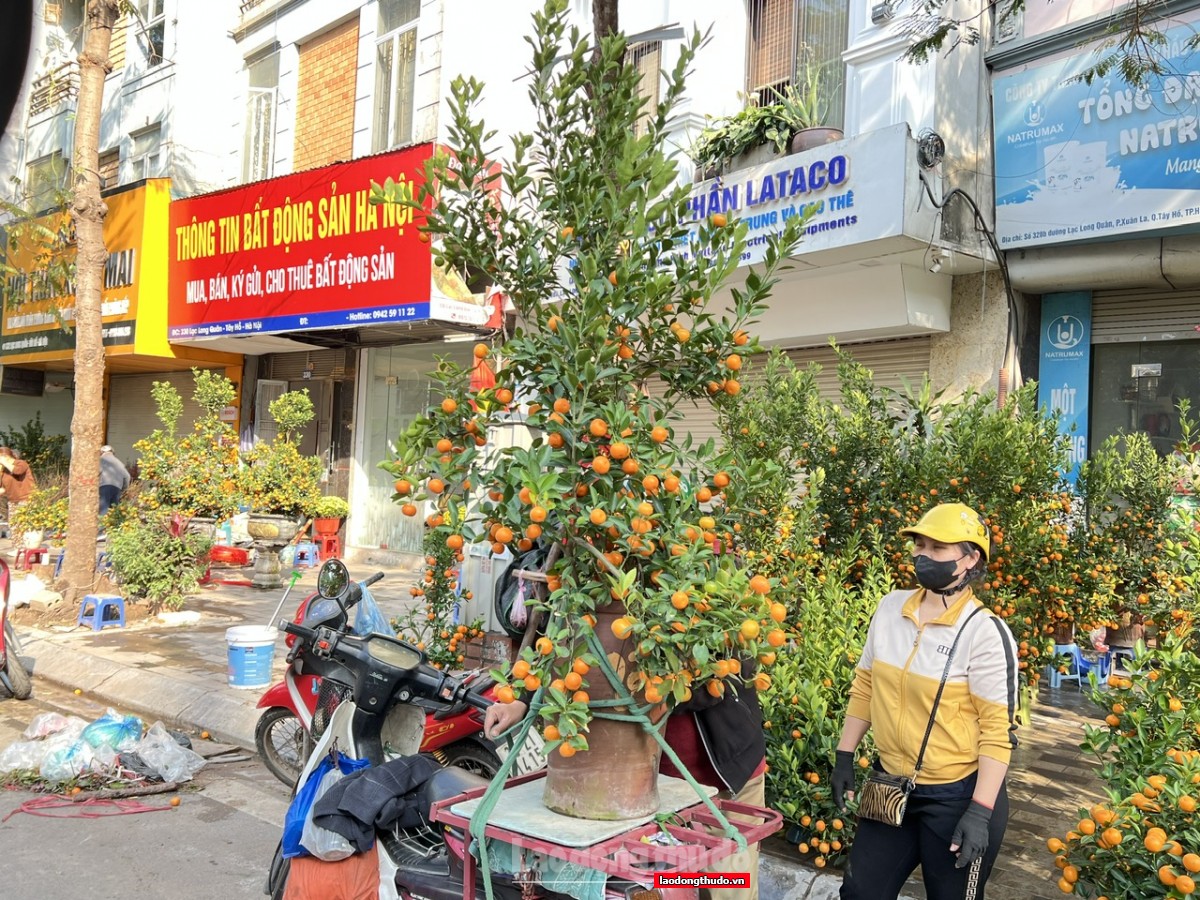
[832,502,1019,900]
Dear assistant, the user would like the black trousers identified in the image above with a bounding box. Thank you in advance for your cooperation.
[840,774,1008,900]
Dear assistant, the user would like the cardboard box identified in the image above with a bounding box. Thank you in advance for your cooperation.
[464,631,517,670]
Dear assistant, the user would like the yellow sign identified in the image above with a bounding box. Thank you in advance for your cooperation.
[1,180,165,363]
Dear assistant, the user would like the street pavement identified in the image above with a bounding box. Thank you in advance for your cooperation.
[1,540,1108,900]
[0,682,288,900]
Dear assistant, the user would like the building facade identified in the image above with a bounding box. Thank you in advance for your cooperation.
[4,0,1049,566]
[990,0,1200,479]
[0,0,246,462]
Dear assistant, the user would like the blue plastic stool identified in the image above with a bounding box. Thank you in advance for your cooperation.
[77,594,126,631]
[294,541,320,568]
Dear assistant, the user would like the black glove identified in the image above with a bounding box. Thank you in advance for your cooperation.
[831,750,856,810]
[950,801,993,868]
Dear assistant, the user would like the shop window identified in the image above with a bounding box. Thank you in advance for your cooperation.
[372,0,420,152]
[630,40,661,138]
[243,51,279,182]
[138,0,165,67]
[26,152,68,212]
[1092,340,1200,458]
[128,125,162,180]
[746,0,847,130]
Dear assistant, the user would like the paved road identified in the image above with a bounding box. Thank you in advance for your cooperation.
[0,684,290,900]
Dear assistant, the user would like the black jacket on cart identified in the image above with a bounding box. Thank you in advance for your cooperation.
[672,661,765,794]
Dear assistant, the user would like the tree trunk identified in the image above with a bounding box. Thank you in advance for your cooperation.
[592,0,619,49]
[60,1,120,603]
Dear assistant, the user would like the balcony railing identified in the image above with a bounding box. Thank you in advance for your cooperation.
[240,0,271,13]
[28,60,79,117]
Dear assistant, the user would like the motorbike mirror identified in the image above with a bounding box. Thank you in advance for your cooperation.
[316,559,350,599]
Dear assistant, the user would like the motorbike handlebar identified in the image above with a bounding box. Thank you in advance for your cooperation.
[282,621,317,641]
[362,571,385,588]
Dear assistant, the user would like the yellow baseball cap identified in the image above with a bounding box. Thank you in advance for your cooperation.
[900,503,990,561]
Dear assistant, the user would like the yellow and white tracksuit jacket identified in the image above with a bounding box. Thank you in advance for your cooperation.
[847,588,1020,785]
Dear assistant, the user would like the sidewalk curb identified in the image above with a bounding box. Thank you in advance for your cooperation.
[20,633,260,750]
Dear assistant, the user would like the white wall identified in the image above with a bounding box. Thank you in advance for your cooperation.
[0,378,74,440]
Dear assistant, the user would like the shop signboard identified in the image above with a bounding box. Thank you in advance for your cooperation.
[0,183,147,362]
[168,145,463,340]
[994,12,1200,248]
[1038,291,1092,484]
[688,123,911,268]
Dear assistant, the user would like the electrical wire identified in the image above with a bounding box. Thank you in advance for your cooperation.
[917,172,1022,387]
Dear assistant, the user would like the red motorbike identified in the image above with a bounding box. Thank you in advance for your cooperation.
[255,590,502,785]
[0,558,33,700]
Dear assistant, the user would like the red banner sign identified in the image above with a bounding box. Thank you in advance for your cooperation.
[168,145,432,340]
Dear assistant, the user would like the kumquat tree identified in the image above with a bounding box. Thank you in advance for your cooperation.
[375,0,805,761]
[718,348,1200,869]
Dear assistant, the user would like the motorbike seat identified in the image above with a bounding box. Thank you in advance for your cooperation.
[417,765,491,824]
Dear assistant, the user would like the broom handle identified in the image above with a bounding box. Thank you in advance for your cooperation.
[267,570,304,629]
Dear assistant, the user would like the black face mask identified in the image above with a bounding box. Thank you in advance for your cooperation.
[914,554,965,592]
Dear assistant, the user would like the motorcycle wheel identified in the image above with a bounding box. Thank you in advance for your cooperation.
[265,839,289,900]
[255,707,312,786]
[2,621,32,700]
[435,740,502,778]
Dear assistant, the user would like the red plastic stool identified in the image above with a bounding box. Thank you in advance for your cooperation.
[318,534,341,561]
[15,547,49,571]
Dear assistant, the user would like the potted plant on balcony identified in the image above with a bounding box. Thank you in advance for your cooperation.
[311,495,350,537]
[690,53,842,176]
[779,56,843,153]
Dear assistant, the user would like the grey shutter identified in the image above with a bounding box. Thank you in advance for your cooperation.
[1091,290,1200,344]
[105,372,212,466]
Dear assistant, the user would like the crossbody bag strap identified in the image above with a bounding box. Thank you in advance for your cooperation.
[912,605,986,777]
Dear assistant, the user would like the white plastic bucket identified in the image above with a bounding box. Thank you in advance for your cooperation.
[225,625,278,689]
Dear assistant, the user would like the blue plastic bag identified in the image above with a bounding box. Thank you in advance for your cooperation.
[352,585,395,637]
[81,710,143,752]
[282,752,370,859]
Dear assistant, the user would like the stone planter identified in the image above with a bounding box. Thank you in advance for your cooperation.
[246,513,304,544]
[186,516,218,540]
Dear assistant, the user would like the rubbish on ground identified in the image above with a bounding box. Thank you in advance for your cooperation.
[81,709,143,752]
[3,796,174,822]
[1,710,206,787]
[22,711,72,740]
[130,722,207,783]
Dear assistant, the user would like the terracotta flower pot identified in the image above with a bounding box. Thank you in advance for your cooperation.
[542,603,667,820]
[313,517,342,536]
[789,127,844,153]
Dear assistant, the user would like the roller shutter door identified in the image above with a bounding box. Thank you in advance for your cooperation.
[104,371,214,466]
[783,336,933,399]
[1091,290,1200,343]
[649,337,932,448]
